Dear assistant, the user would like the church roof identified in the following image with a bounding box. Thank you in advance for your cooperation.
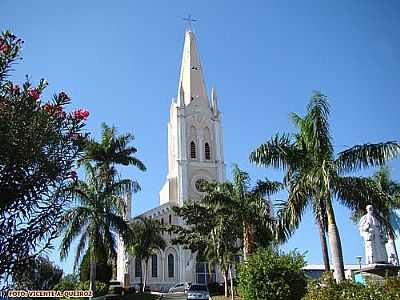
[178,30,208,106]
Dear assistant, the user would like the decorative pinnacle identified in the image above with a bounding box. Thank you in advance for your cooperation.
[183,14,198,31]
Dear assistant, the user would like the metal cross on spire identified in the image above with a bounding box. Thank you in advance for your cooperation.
[183,14,198,31]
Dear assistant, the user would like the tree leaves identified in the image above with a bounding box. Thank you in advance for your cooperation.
[336,142,400,173]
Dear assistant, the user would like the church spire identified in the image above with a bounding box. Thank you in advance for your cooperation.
[178,29,208,106]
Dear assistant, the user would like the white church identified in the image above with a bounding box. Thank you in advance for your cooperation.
[116,27,226,290]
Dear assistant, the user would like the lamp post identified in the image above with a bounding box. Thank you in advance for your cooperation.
[356,256,362,269]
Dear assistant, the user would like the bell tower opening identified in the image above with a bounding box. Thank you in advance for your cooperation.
[190,141,196,159]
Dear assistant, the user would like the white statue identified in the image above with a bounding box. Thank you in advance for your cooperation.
[124,253,129,274]
[359,205,388,264]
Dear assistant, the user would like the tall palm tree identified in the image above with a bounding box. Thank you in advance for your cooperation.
[80,123,146,184]
[203,164,283,260]
[80,123,146,278]
[126,217,165,293]
[351,166,400,265]
[250,91,400,281]
[59,164,132,293]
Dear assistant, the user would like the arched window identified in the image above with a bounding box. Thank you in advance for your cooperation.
[190,141,196,159]
[205,143,210,160]
[135,258,141,278]
[161,218,164,234]
[168,254,174,278]
[168,214,172,236]
[151,255,157,277]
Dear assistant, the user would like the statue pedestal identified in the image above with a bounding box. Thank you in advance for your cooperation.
[353,264,400,285]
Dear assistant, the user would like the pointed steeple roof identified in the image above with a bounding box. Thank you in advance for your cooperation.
[178,30,208,106]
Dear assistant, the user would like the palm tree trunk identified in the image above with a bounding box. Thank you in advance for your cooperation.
[229,265,234,300]
[316,217,330,272]
[243,221,253,260]
[89,253,97,295]
[223,271,228,298]
[325,198,345,282]
[387,230,399,265]
[139,260,143,294]
[142,259,148,293]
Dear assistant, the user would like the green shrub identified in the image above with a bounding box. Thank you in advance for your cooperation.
[13,256,63,290]
[384,276,400,290]
[54,274,79,291]
[78,280,109,297]
[237,248,307,300]
[303,276,400,300]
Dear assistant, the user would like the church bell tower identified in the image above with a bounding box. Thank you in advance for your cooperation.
[160,29,225,206]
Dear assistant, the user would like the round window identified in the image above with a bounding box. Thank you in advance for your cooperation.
[194,178,208,193]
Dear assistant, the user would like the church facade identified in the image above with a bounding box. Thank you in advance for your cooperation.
[116,28,225,290]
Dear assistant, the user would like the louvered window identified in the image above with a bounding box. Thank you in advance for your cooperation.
[190,141,196,159]
[205,143,210,160]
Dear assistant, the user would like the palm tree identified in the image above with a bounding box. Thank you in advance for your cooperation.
[171,196,240,298]
[59,164,132,293]
[206,213,238,300]
[80,123,146,184]
[126,217,165,293]
[80,123,146,278]
[250,91,400,281]
[351,166,400,265]
[203,164,283,260]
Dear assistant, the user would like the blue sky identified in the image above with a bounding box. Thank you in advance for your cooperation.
[2,0,400,274]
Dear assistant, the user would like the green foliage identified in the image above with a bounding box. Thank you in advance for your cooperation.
[54,273,80,291]
[350,166,400,251]
[79,251,112,284]
[303,276,400,300]
[384,276,400,290]
[126,216,165,292]
[79,122,146,187]
[250,91,400,281]
[0,30,87,285]
[59,163,132,269]
[78,280,109,297]
[127,216,166,260]
[237,248,306,300]
[12,256,63,290]
[173,165,281,257]
[172,201,217,254]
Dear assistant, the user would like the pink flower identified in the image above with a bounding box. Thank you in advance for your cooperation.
[43,103,65,118]
[73,109,89,120]
[43,103,53,112]
[29,88,40,101]
[0,43,9,54]
[81,110,89,119]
